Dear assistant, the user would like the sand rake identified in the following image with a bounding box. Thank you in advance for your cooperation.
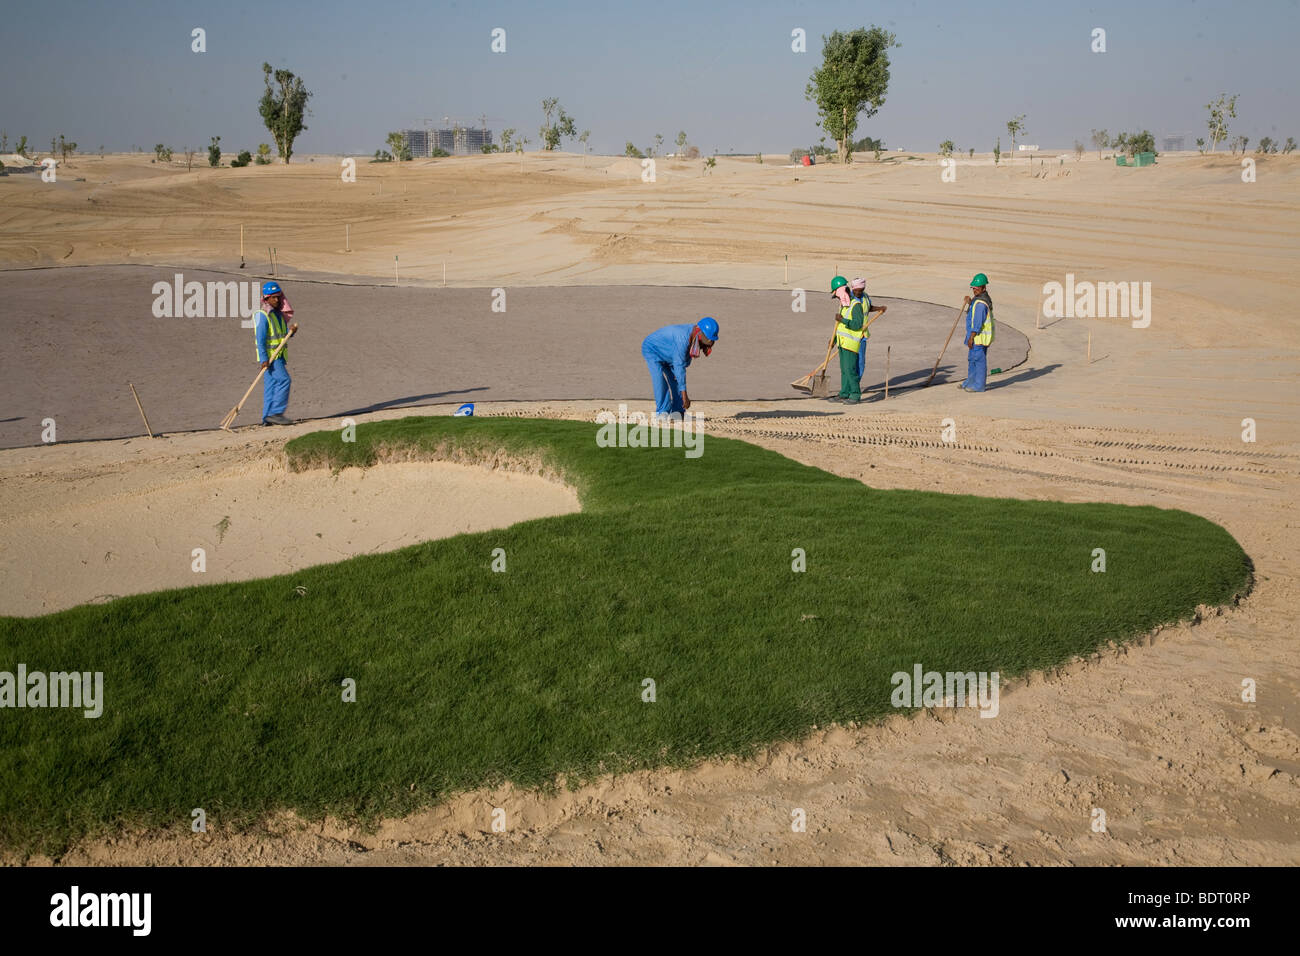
[219,331,294,431]
[791,334,837,397]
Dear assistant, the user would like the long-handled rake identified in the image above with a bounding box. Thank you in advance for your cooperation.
[923,305,966,387]
[219,331,294,431]
[791,333,837,396]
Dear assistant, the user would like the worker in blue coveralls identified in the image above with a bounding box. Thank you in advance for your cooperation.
[641,317,719,418]
[253,280,299,425]
[960,273,994,392]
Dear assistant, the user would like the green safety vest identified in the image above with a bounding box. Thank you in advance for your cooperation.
[255,308,289,362]
[969,295,994,346]
[835,302,867,353]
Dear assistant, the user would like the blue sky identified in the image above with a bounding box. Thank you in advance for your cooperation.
[2,0,1297,155]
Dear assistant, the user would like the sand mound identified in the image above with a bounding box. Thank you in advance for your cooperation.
[0,455,579,616]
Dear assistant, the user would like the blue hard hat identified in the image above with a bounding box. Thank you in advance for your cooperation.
[261,281,282,297]
[698,316,719,341]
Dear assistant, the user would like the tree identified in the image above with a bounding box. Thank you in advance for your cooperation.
[255,143,271,165]
[805,26,899,164]
[993,137,1000,165]
[654,133,664,156]
[968,147,974,158]
[540,98,576,150]
[58,135,77,165]
[1090,128,1109,158]
[1006,114,1026,155]
[624,141,644,158]
[1256,136,1276,154]
[259,62,312,164]
[938,140,954,157]
[1205,93,1237,152]
[704,155,716,175]
[1196,137,1206,154]
[432,147,450,158]
[1228,134,1248,155]
[1284,137,1297,155]
[372,149,392,163]
[230,150,253,167]
[385,132,410,161]
[16,135,28,157]
[675,131,687,156]
[500,128,515,152]
[1074,140,1085,161]
[208,135,221,167]
[154,143,172,163]
[184,147,197,170]
[578,129,590,165]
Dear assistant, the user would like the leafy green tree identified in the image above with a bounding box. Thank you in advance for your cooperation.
[993,137,1000,165]
[154,143,172,162]
[704,155,716,174]
[230,150,253,167]
[540,98,576,150]
[208,136,221,166]
[385,132,411,161]
[624,141,644,158]
[432,147,450,158]
[58,135,77,165]
[259,62,312,164]
[16,135,28,157]
[1074,140,1085,161]
[653,133,663,156]
[1006,114,1026,154]
[500,128,515,152]
[1205,93,1237,152]
[371,149,392,163]
[255,143,271,165]
[939,140,954,157]
[1256,136,1275,154]
[675,131,687,156]
[1284,137,1297,155]
[805,26,899,164]
[1196,137,1206,154]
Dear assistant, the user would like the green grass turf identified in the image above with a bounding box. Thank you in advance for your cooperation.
[0,416,1252,855]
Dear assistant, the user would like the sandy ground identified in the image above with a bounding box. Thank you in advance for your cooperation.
[0,444,579,616]
[3,151,1299,865]
[0,268,1027,448]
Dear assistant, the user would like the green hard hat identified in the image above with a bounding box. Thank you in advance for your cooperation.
[970,273,989,287]
[830,275,848,294]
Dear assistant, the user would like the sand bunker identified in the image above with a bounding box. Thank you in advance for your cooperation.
[0,457,579,616]
[0,267,1028,448]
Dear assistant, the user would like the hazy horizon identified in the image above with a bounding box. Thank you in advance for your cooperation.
[3,0,1297,158]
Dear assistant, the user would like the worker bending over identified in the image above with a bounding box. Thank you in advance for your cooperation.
[253,280,299,425]
[960,273,994,392]
[641,317,719,418]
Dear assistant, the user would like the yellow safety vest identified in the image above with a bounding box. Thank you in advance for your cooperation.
[835,302,866,353]
[254,309,289,362]
[968,296,994,346]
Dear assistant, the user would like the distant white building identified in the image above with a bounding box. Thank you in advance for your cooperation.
[1018,144,1039,151]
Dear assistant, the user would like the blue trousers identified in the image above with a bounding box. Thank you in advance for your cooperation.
[965,345,988,392]
[644,356,684,415]
[262,358,291,418]
[857,342,867,379]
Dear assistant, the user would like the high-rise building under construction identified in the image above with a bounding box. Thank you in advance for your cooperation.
[401,126,493,157]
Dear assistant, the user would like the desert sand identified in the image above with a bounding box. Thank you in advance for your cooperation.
[2,150,1297,865]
